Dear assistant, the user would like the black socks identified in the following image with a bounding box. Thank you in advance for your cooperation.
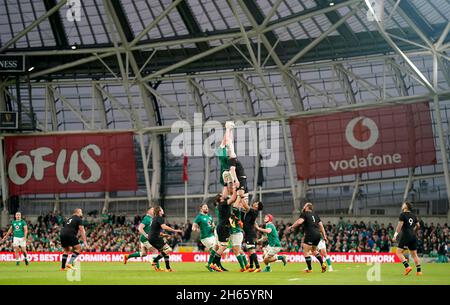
[251,253,259,268]
[153,254,163,263]
[315,254,323,265]
[163,254,171,269]
[305,256,312,270]
[61,254,68,269]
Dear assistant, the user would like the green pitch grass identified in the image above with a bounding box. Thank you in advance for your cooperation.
[0,262,449,285]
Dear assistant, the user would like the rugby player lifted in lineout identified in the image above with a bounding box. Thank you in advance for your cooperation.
[219,121,249,206]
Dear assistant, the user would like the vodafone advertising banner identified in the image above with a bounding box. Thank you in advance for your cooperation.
[0,252,400,263]
[5,132,138,195]
[289,102,436,180]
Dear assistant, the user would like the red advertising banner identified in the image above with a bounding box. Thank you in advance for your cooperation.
[5,132,138,195]
[289,102,436,180]
[0,252,400,263]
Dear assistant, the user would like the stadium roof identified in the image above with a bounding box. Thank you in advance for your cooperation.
[0,0,448,79]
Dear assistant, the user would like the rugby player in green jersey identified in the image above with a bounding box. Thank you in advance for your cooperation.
[123,207,161,270]
[217,121,236,198]
[1,212,29,266]
[230,189,250,272]
[317,238,334,272]
[193,203,218,271]
[217,144,231,197]
[256,214,287,272]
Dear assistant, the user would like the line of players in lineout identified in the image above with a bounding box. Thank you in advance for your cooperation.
[119,121,332,273]
[1,122,423,275]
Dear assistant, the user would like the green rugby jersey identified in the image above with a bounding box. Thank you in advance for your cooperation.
[11,220,27,238]
[193,213,214,239]
[230,206,242,234]
[215,206,219,223]
[217,146,230,185]
[266,222,281,247]
[139,215,153,243]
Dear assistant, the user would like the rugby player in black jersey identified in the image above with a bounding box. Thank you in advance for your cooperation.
[149,206,183,272]
[288,202,328,273]
[209,185,238,272]
[242,199,264,272]
[392,201,422,276]
[59,208,88,271]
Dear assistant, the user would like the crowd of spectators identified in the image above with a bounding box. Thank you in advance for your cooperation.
[0,213,448,258]
[0,212,187,253]
[250,217,448,258]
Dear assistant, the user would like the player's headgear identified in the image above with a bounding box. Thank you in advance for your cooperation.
[403,201,413,211]
[222,171,232,184]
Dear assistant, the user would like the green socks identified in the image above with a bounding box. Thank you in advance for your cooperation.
[208,249,216,266]
[153,256,160,268]
[326,257,332,267]
[242,255,248,267]
[128,252,142,258]
[263,264,271,272]
[237,255,245,269]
